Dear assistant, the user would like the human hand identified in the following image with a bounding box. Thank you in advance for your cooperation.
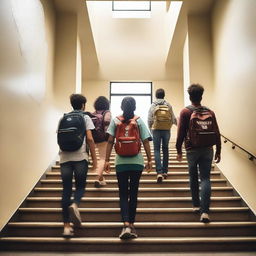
[104,161,111,174]
[214,153,221,163]
[145,161,152,173]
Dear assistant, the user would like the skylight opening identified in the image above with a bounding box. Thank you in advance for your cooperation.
[112,1,151,19]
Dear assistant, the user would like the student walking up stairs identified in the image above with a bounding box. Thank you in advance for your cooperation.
[1,146,256,252]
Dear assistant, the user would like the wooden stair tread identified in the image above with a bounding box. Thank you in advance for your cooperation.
[33,186,234,191]
[1,236,256,243]
[40,179,226,183]
[18,207,250,212]
[26,196,241,201]
[8,221,256,228]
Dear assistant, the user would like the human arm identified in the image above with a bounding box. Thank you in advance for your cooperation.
[170,105,177,126]
[147,104,155,129]
[143,138,152,173]
[104,135,114,173]
[176,109,189,161]
[212,112,221,163]
[86,130,97,170]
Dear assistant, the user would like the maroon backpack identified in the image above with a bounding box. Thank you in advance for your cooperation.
[186,106,218,148]
[86,110,110,143]
[114,116,141,157]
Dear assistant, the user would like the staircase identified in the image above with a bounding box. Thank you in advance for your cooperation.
[1,146,256,252]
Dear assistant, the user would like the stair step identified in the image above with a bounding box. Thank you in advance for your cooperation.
[17,207,251,222]
[52,165,203,171]
[39,179,227,188]
[45,171,222,180]
[6,222,256,238]
[32,187,235,197]
[1,236,255,252]
[25,196,242,208]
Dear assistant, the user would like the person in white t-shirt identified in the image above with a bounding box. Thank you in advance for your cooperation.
[57,94,97,237]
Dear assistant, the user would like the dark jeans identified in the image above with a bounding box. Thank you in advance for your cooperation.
[60,160,88,223]
[116,170,142,223]
[186,147,214,214]
[152,130,171,174]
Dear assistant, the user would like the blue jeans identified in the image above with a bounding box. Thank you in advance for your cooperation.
[116,170,142,223]
[186,147,214,214]
[152,130,171,174]
[60,160,88,223]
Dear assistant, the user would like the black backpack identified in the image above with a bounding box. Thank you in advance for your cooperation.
[57,111,86,151]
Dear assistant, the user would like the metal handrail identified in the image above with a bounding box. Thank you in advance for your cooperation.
[221,134,255,161]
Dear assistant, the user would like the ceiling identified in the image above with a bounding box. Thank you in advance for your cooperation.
[53,0,215,80]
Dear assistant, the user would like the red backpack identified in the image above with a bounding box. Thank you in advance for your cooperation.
[186,106,218,148]
[114,116,141,157]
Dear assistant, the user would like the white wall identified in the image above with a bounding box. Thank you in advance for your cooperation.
[212,0,256,213]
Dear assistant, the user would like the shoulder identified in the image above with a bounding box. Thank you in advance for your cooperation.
[83,114,91,120]
[180,108,191,116]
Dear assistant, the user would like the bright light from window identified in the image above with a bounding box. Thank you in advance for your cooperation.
[110,82,152,126]
[113,1,151,11]
[112,1,151,19]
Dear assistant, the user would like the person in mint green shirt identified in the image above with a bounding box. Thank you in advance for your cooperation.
[104,97,152,240]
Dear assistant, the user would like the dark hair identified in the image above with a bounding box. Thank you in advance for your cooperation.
[121,97,136,123]
[94,96,110,111]
[70,94,87,110]
[155,88,165,99]
[187,84,204,103]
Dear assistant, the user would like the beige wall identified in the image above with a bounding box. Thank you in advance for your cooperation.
[187,14,214,107]
[212,0,256,213]
[54,12,78,111]
[0,0,60,231]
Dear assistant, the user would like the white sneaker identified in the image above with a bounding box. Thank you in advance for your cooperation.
[62,226,74,238]
[130,226,138,239]
[163,173,168,179]
[94,178,107,188]
[119,226,132,239]
[193,207,200,213]
[157,174,163,183]
[200,213,210,223]
[69,203,82,227]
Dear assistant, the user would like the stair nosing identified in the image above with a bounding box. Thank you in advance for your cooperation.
[8,221,256,228]
[1,237,256,244]
[18,207,250,212]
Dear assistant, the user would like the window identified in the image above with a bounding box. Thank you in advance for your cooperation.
[112,1,151,19]
[110,82,152,126]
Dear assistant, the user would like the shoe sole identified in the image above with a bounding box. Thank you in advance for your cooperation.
[62,233,74,238]
[157,176,163,183]
[94,181,102,188]
[119,232,132,240]
[200,218,210,223]
[69,207,81,227]
[130,233,138,239]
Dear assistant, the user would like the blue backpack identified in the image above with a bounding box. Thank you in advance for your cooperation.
[57,111,86,151]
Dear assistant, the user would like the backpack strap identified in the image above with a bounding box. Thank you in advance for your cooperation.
[116,115,140,122]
